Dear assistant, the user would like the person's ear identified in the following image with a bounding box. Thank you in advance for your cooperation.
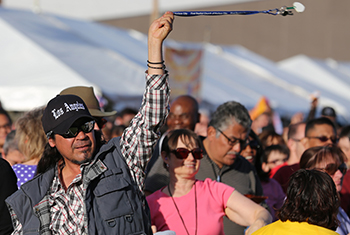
[261,162,270,173]
[161,151,169,165]
[207,126,216,140]
[48,138,56,148]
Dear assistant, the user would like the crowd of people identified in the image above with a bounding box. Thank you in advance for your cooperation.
[0,11,350,235]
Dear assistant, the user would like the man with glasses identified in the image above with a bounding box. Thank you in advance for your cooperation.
[0,107,12,158]
[301,117,338,148]
[274,118,337,194]
[6,12,174,235]
[196,101,264,235]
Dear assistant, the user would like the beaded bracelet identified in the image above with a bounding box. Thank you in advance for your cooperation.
[147,60,164,64]
[147,64,166,69]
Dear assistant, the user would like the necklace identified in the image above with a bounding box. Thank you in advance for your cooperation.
[168,182,198,235]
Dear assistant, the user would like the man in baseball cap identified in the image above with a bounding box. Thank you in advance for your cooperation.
[42,94,94,139]
[6,12,174,235]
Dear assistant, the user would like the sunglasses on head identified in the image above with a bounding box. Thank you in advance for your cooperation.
[60,120,95,138]
[316,162,347,176]
[307,136,338,144]
[171,148,203,160]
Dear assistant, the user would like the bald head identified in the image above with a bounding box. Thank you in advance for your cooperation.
[166,95,199,131]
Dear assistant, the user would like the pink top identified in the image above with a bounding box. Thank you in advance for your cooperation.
[147,178,235,235]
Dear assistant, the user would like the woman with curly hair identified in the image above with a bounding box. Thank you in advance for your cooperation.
[299,145,350,235]
[252,169,339,234]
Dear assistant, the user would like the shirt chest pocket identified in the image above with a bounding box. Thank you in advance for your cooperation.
[93,175,134,220]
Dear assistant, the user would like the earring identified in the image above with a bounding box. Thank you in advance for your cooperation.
[166,163,169,168]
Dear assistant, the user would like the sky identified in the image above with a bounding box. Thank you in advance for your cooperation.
[3,0,258,20]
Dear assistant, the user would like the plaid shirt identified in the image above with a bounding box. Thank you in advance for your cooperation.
[9,73,169,235]
[47,162,87,234]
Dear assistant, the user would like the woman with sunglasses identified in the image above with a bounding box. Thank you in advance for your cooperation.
[299,145,350,235]
[146,129,272,235]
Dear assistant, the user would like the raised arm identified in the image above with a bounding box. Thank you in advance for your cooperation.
[225,190,272,235]
[120,12,174,191]
[148,12,174,75]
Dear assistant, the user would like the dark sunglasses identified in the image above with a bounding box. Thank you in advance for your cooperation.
[171,148,203,160]
[216,129,247,147]
[60,120,95,138]
[307,136,338,144]
[316,162,347,176]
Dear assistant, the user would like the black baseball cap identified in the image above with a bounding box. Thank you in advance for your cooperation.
[321,106,336,117]
[42,95,94,136]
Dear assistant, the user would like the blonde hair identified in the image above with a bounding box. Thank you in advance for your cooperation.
[16,107,47,162]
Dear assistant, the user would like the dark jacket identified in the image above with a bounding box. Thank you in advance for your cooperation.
[0,158,18,235]
[6,137,152,235]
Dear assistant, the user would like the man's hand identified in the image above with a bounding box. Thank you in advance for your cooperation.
[148,12,174,43]
[148,12,174,75]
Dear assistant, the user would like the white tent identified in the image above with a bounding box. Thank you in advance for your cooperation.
[0,7,146,111]
[278,55,350,123]
[1,7,349,124]
[206,45,311,115]
[0,10,98,111]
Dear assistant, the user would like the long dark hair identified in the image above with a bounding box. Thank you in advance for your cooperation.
[36,130,105,175]
[248,130,269,182]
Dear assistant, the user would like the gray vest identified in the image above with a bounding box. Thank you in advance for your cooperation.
[6,137,152,235]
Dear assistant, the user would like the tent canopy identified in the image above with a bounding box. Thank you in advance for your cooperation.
[0,7,146,111]
[1,7,349,124]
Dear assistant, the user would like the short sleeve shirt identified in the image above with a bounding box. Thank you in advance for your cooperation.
[147,178,234,235]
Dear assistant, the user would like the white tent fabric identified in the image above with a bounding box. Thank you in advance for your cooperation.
[0,13,99,111]
[278,55,350,122]
[0,7,146,111]
[0,7,349,124]
[335,61,350,79]
[201,44,310,117]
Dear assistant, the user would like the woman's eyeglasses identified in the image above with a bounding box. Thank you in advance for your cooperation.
[315,162,347,175]
[60,120,95,138]
[171,148,203,160]
[306,136,338,144]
